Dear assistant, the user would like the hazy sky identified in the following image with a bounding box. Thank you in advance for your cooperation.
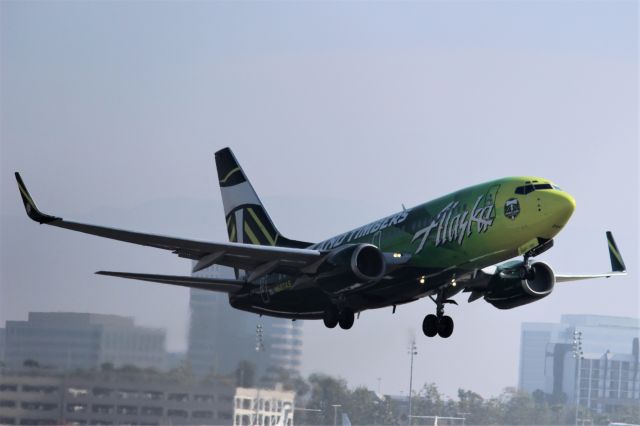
[1,1,638,399]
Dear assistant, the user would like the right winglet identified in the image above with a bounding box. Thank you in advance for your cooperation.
[14,172,61,224]
[555,231,627,283]
[607,231,626,272]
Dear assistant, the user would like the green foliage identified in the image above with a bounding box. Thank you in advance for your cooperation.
[260,365,311,399]
[294,376,640,426]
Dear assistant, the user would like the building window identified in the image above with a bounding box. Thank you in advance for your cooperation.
[67,403,87,413]
[193,410,213,419]
[167,393,189,402]
[21,402,57,411]
[93,387,112,398]
[194,394,215,403]
[141,406,163,416]
[117,405,138,415]
[167,409,188,418]
[22,385,57,394]
[0,385,18,392]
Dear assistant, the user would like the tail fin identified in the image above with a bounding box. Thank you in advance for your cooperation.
[606,231,626,272]
[214,148,311,248]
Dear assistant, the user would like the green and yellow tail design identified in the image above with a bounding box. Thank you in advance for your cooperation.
[215,148,311,249]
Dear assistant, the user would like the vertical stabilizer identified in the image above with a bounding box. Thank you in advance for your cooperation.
[215,148,311,249]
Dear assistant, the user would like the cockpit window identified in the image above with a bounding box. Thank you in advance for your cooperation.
[534,183,553,190]
[514,182,554,195]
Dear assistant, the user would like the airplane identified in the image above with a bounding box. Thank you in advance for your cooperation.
[15,148,627,338]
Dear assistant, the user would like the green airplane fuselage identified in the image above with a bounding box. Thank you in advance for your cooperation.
[230,177,576,318]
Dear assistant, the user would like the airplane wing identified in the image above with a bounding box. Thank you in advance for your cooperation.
[554,231,626,283]
[15,172,323,275]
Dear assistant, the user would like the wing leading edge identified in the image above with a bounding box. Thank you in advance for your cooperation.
[15,172,323,275]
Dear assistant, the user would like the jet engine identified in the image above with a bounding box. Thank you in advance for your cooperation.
[314,244,386,293]
[483,261,555,309]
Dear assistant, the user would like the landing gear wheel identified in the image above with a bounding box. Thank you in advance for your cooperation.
[437,315,454,338]
[323,307,339,329]
[338,308,355,330]
[422,314,438,337]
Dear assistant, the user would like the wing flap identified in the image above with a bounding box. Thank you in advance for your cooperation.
[96,271,245,293]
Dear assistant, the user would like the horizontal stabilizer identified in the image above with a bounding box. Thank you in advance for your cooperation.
[96,271,245,293]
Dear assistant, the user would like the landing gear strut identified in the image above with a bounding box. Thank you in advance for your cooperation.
[422,290,456,338]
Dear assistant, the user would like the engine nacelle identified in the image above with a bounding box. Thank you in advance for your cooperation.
[314,244,386,293]
[484,261,555,309]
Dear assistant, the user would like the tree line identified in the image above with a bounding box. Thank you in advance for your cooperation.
[239,363,640,426]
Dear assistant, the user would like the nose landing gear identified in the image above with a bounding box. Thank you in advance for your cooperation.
[422,290,457,338]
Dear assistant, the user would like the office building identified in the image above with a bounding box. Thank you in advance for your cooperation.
[4,313,166,371]
[518,315,640,414]
[0,368,235,425]
[188,265,303,380]
[0,328,5,365]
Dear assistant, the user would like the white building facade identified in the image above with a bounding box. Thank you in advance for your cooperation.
[233,386,294,426]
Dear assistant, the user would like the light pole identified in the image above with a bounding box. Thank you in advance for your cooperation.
[408,338,418,426]
[572,330,584,426]
[331,404,342,426]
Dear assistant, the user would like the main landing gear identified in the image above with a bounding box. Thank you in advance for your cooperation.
[422,290,457,338]
[323,306,355,330]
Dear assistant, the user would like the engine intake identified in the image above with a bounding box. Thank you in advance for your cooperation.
[484,261,555,309]
[314,244,386,293]
[350,244,386,281]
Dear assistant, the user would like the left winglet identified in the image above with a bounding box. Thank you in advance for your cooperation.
[14,172,61,224]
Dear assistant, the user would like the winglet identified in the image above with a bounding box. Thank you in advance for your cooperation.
[606,231,626,272]
[14,172,60,224]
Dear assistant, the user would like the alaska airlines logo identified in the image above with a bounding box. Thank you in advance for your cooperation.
[411,195,495,254]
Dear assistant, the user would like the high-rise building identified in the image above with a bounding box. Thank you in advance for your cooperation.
[188,266,303,380]
[518,315,640,414]
[0,328,5,365]
[4,312,166,371]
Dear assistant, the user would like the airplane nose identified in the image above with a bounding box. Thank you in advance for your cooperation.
[553,191,576,221]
